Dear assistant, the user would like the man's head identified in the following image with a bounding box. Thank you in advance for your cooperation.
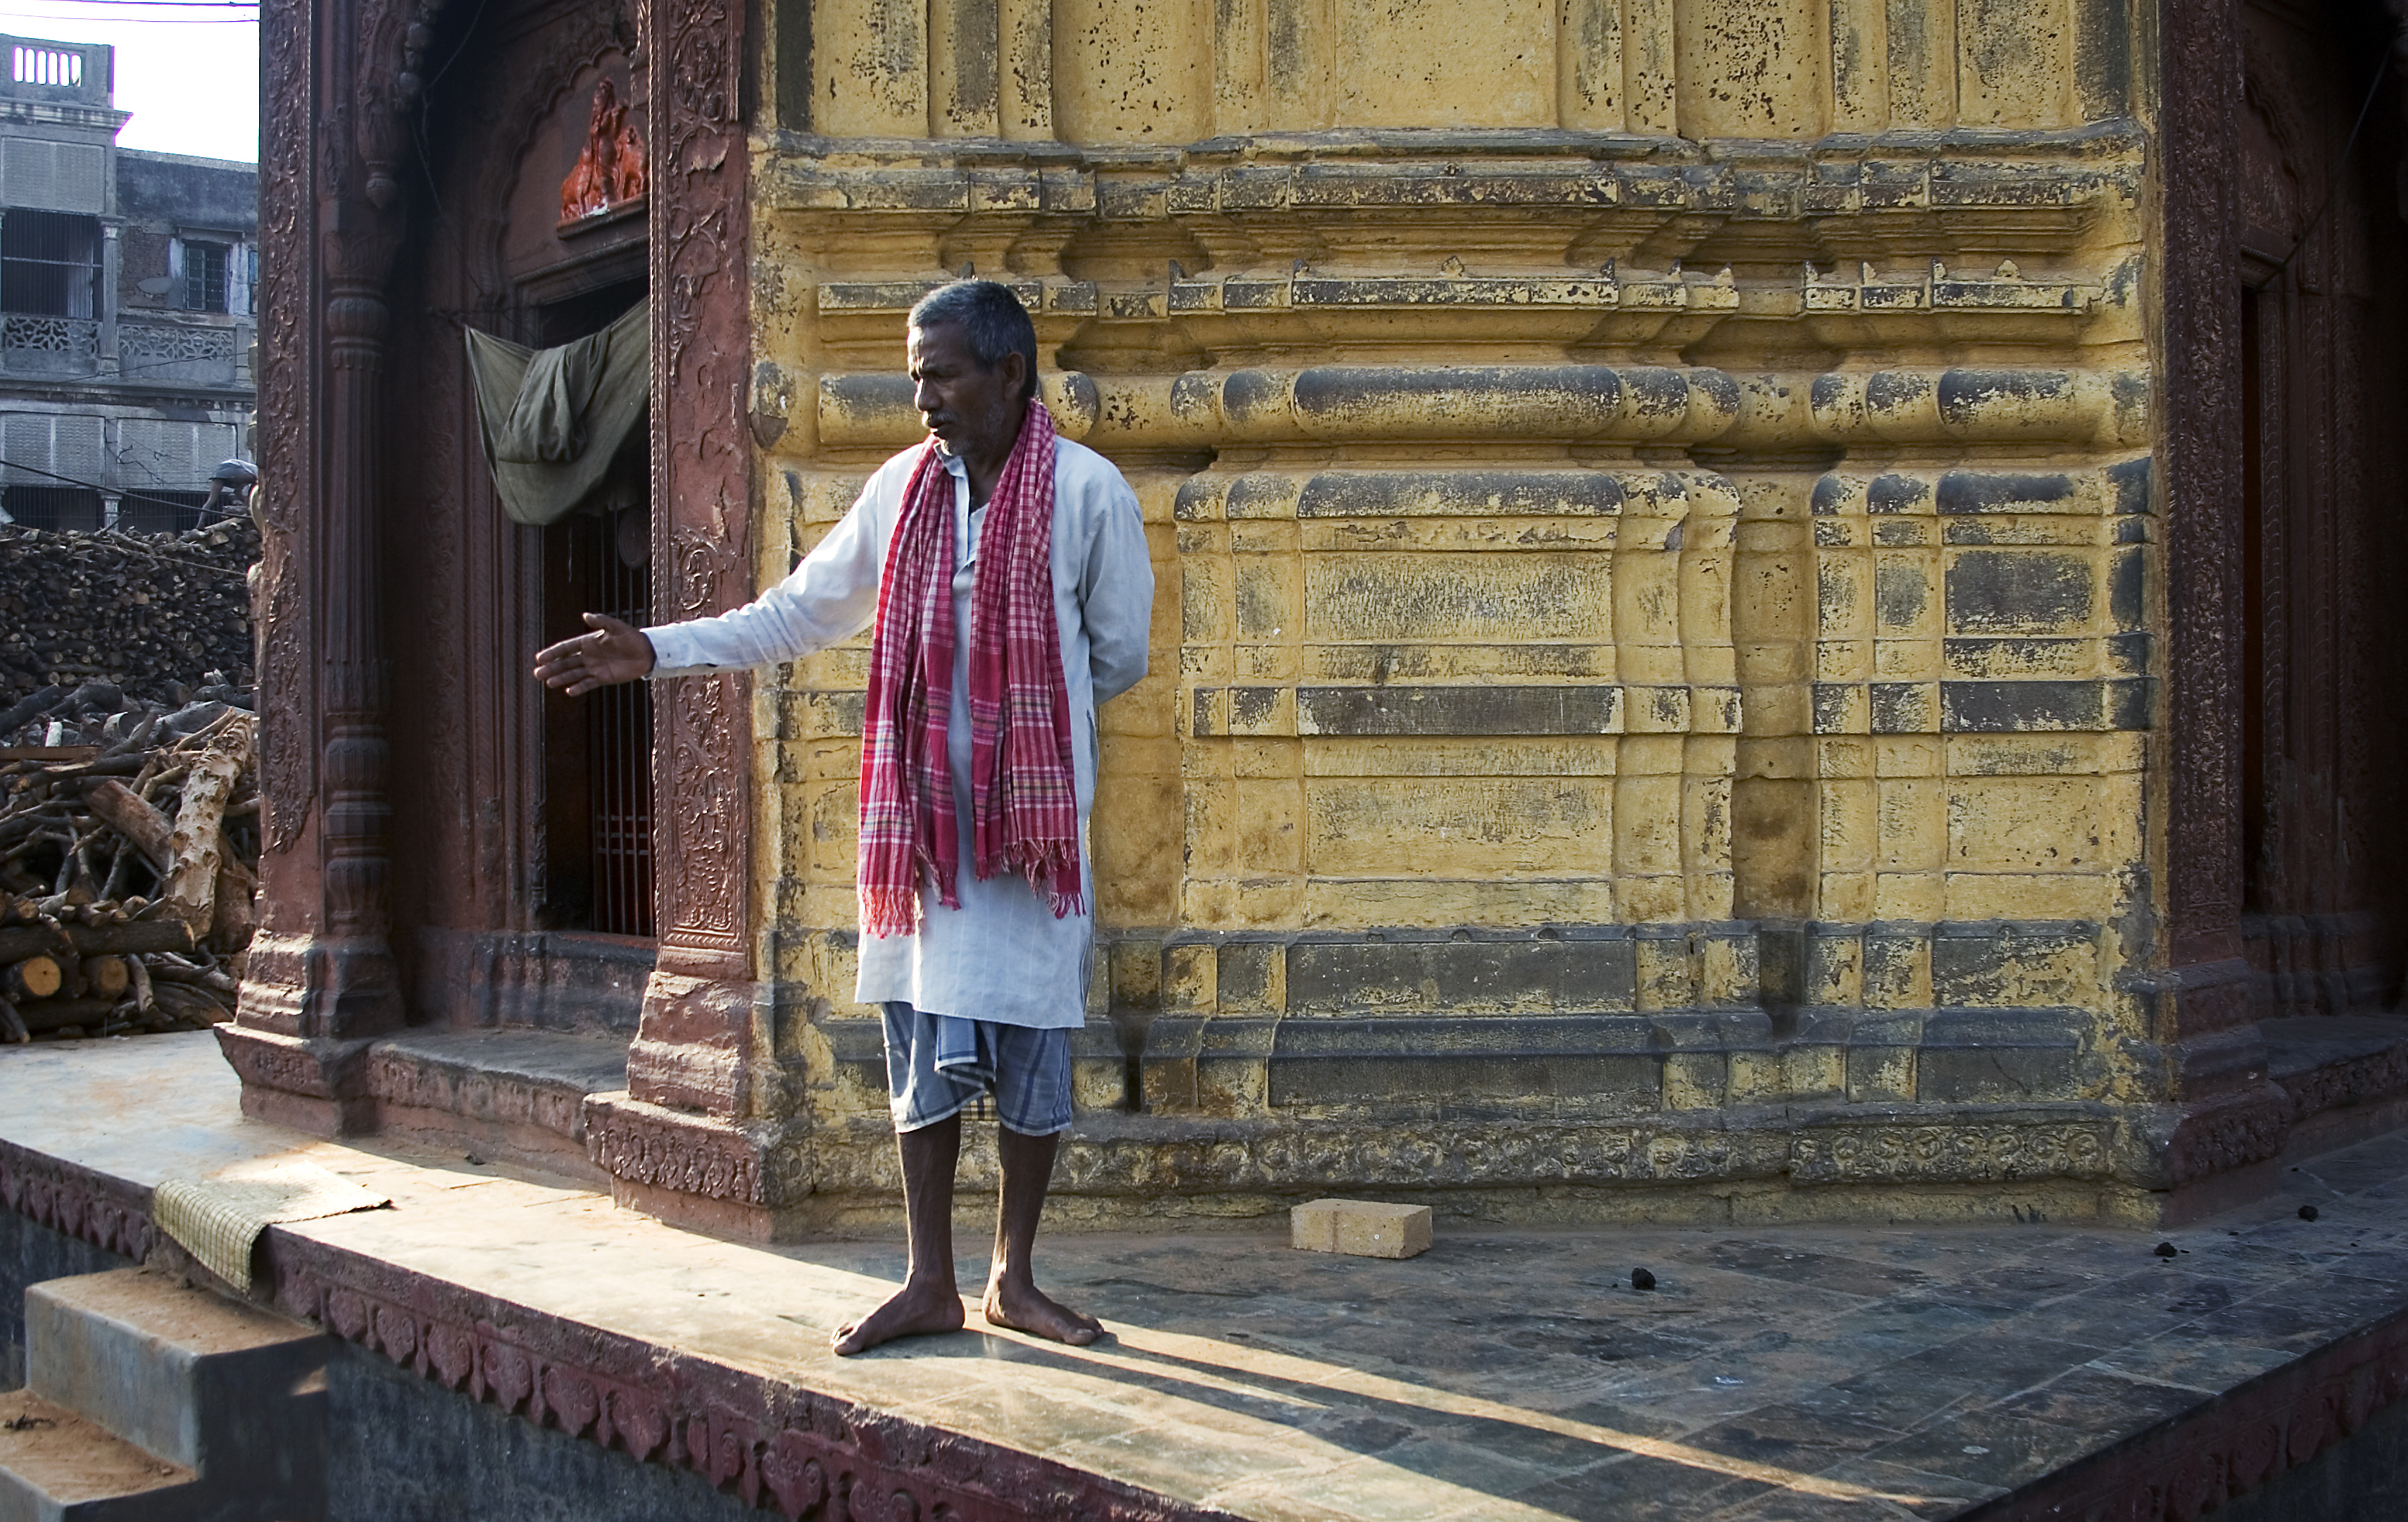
[906,280,1036,461]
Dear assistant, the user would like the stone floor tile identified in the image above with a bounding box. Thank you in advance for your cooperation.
[897,1376,1150,1456]
[1054,1417,1341,1502]
[1681,1403,1902,1476]
[1705,1241,1936,1297]
[1807,1296,2024,1363]
[1433,1402,1689,1473]
[1808,1458,2005,1520]
[1505,1452,1774,1522]
[2085,1334,2297,1394]
[1979,1364,2208,1435]
[1913,1259,2116,1313]
[1312,1434,1558,1504]
[1882,1332,2112,1399]
[1782,1371,1982,1435]
[1857,1407,2109,1491]
[1584,1359,1814,1428]
[1702,1486,1923,1521]
[2162,1275,2408,1353]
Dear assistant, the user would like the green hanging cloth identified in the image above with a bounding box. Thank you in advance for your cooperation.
[464,296,650,526]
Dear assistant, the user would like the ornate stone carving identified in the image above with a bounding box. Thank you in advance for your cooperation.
[1,315,99,361]
[558,76,647,221]
[628,0,758,1164]
[117,321,238,368]
[584,1093,770,1204]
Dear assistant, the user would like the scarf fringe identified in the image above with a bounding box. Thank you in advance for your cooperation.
[858,884,922,940]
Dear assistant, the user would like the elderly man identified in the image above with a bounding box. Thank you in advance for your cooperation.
[535,281,1153,1354]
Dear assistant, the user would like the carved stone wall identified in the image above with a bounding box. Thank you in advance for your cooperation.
[712,0,2325,1227]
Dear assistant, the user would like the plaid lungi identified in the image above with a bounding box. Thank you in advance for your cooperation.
[882,1002,1074,1136]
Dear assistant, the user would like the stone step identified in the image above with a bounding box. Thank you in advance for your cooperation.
[24,1270,327,1516]
[365,1027,633,1180]
[0,1389,199,1522]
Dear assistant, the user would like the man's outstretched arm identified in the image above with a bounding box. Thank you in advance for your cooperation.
[532,466,896,695]
[533,612,656,694]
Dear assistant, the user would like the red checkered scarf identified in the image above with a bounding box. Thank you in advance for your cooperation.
[857,399,1082,937]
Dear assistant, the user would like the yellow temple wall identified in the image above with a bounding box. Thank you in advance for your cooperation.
[740,0,2168,1224]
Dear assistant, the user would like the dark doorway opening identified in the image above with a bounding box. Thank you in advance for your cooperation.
[534,281,652,938]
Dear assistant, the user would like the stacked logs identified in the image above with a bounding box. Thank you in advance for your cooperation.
[0,519,258,709]
[0,705,258,1043]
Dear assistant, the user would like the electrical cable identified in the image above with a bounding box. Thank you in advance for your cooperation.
[0,454,253,527]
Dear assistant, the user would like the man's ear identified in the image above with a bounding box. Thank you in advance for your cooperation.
[999,349,1030,399]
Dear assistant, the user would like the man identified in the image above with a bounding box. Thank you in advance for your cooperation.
[534,281,1152,1355]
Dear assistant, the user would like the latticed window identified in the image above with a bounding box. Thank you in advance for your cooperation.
[0,211,100,318]
[182,240,229,314]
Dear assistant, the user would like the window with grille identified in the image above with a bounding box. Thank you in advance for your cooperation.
[3,485,100,530]
[182,240,229,314]
[0,211,100,317]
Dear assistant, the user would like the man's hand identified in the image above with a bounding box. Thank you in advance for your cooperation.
[534,612,656,694]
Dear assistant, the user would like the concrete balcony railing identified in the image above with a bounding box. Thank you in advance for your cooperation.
[1,313,99,375]
[115,318,239,387]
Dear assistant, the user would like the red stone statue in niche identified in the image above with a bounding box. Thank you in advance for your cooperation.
[559,78,647,223]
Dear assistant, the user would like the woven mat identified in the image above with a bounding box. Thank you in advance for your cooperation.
[153,1160,391,1289]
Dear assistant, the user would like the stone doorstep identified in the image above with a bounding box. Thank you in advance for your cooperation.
[363,1027,632,1184]
[27,1268,330,1475]
[0,1388,197,1522]
[1,1270,329,1522]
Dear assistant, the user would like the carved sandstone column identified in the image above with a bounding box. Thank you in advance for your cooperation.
[217,0,412,1130]
[581,0,795,1240]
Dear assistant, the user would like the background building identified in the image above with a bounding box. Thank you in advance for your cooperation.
[0,33,255,534]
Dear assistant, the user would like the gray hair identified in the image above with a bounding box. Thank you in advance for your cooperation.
[908,280,1039,404]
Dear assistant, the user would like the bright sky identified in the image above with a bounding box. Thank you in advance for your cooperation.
[0,1,258,165]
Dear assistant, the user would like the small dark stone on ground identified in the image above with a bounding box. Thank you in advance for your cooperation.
[2299,1204,2319,1221]
[1631,1267,1657,1290]
[2154,1242,2178,1258]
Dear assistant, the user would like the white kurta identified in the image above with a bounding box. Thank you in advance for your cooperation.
[644,437,1153,1029]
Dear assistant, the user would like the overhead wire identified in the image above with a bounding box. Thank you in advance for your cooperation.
[0,454,253,527]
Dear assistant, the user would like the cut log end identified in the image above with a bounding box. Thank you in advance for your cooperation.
[4,954,63,1002]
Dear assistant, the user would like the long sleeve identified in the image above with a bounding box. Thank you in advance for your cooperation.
[1076,473,1153,704]
[644,474,891,676]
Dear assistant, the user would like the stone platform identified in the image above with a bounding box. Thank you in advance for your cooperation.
[6,1035,2408,1521]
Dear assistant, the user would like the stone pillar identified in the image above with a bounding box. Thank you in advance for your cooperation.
[215,0,408,1132]
[98,224,118,367]
[2140,0,2288,1204]
[580,0,792,1240]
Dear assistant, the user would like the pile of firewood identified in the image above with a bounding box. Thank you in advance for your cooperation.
[0,519,258,708]
[0,692,258,1043]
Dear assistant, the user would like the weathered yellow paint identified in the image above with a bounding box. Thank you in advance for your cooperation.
[744,0,2171,1225]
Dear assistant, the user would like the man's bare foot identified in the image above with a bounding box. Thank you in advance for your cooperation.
[983,1279,1103,1346]
[832,1280,967,1356]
